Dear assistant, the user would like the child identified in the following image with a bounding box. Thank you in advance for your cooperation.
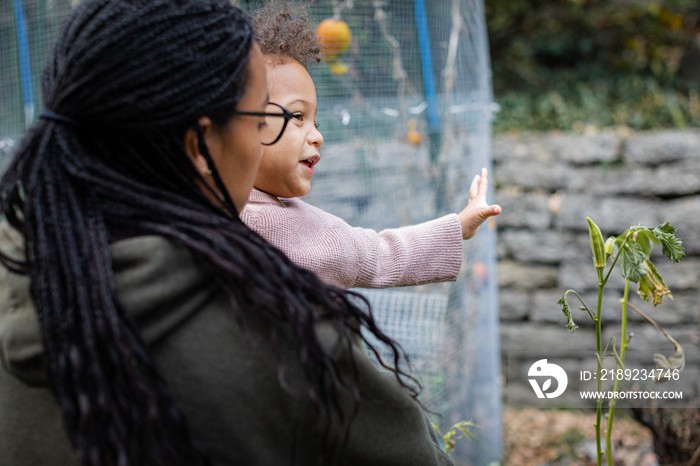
[243,4,501,289]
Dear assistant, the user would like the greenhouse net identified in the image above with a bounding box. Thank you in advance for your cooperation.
[1,1,501,464]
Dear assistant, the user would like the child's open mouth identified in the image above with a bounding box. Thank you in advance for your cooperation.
[300,155,320,172]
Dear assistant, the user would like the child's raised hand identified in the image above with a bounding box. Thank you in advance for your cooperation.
[457,168,502,240]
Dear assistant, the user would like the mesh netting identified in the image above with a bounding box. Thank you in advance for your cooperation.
[1,0,75,165]
[257,2,503,463]
[0,1,501,463]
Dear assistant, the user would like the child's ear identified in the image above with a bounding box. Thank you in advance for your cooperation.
[183,116,214,176]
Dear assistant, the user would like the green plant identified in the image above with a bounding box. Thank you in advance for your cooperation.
[486,0,698,89]
[431,420,479,455]
[557,217,685,466]
[491,73,700,133]
[486,0,700,132]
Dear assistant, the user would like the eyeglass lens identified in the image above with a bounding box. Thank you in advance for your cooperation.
[260,104,287,145]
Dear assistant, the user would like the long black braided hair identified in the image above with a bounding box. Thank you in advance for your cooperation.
[0,0,418,464]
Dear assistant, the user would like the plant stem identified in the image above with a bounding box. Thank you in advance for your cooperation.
[563,289,595,322]
[594,268,605,466]
[603,237,629,285]
[605,279,630,466]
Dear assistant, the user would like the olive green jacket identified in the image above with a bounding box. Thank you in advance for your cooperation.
[0,223,453,465]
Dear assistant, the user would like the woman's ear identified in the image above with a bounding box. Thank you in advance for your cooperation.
[183,116,214,176]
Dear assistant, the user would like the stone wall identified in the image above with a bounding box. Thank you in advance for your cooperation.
[493,129,700,406]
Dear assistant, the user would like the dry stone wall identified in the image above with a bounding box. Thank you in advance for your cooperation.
[493,129,700,405]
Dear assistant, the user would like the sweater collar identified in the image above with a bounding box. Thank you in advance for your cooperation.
[247,188,289,207]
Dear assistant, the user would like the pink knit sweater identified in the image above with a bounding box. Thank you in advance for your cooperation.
[240,189,463,289]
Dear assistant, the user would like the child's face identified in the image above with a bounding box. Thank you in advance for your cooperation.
[254,58,323,198]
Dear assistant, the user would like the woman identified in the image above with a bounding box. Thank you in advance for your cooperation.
[0,0,453,465]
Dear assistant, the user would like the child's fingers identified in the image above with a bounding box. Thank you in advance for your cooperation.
[472,167,489,199]
[478,204,501,220]
[469,168,493,201]
[478,168,489,196]
[469,174,480,199]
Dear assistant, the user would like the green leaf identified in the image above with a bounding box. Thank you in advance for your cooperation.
[454,421,479,442]
[633,230,659,257]
[614,234,626,250]
[443,431,456,454]
[637,259,673,306]
[652,222,685,263]
[443,421,479,453]
[625,225,648,235]
[558,295,579,333]
[619,240,646,282]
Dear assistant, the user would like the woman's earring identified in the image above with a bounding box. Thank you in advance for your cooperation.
[205,169,213,176]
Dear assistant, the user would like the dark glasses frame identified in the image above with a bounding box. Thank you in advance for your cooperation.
[231,102,294,146]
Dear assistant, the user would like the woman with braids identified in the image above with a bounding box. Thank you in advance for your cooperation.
[0,0,453,465]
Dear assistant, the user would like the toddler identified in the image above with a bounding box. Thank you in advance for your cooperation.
[243,4,501,289]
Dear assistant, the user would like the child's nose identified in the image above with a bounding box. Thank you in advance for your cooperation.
[309,127,323,147]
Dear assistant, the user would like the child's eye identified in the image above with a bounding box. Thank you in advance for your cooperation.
[293,113,304,121]
[258,121,268,131]
[314,121,320,130]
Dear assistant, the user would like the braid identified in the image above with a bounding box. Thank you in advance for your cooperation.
[45,0,250,129]
[0,0,418,464]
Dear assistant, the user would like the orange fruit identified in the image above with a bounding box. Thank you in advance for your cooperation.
[406,119,422,145]
[329,60,349,75]
[316,18,351,58]
[407,130,422,145]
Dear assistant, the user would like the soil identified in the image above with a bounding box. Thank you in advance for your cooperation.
[502,407,659,466]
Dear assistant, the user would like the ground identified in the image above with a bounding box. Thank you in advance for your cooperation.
[502,407,659,466]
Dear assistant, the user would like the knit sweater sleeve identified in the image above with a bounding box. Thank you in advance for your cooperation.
[240,190,463,289]
[351,213,463,288]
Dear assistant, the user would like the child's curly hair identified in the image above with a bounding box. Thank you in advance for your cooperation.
[253,2,321,67]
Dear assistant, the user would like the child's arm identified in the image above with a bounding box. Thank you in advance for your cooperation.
[349,167,500,288]
[351,213,464,288]
[241,191,463,289]
[240,168,500,289]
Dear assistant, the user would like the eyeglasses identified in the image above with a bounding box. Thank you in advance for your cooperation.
[231,102,294,146]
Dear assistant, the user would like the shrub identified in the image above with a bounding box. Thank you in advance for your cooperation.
[486,0,700,131]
